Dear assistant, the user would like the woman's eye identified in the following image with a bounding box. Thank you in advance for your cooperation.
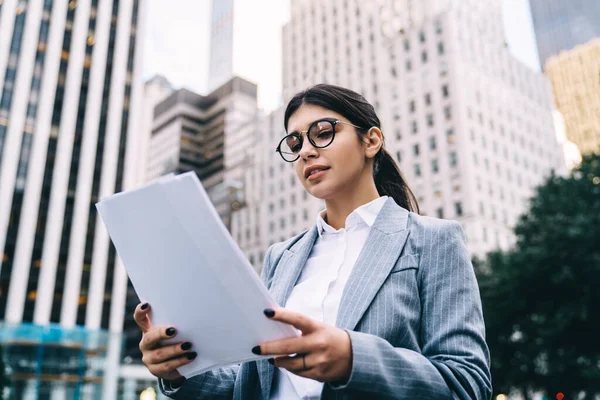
[317,130,333,138]
[291,144,302,152]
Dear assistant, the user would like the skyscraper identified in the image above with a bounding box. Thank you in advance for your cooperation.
[233,0,565,260]
[545,38,600,155]
[0,0,145,397]
[208,0,235,91]
[528,0,600,68]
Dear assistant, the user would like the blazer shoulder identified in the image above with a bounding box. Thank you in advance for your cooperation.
[405,213,466,251]
[407,212,463,232]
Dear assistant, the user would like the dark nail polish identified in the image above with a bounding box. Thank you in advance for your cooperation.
[267,358,274,365]
[141,303,149,310]
[171,377,186,388]
[181,342,192,351]
[251,346,262,355]
[166,327,176,337]
[264,309,275,318]
[186,352,197,360]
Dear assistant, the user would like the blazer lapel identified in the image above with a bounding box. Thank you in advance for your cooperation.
[336,198,411,331]
[258,226,319,399]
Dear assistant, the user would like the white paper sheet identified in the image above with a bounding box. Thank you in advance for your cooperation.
[96,172,298,377]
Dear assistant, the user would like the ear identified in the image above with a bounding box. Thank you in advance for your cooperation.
[363,127,384,159]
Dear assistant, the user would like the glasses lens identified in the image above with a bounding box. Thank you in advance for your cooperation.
[279,134,302,162]
[308,120,335,148]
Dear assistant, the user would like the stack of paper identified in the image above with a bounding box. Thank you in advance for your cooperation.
[96,172,298,377]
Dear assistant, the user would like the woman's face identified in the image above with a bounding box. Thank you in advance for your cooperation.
[286,104,370,200]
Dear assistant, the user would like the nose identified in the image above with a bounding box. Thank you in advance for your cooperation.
[298,136,319,160]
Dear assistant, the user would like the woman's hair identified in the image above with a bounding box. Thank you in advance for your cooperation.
[284,83,419,213]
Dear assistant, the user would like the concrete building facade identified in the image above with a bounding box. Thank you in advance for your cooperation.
[0,0,149,398]
[231,0,565,261]
[545,38,600,156]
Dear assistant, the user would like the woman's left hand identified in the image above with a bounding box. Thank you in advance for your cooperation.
[253,308,353,383]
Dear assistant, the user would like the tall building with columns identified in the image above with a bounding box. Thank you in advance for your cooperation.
[0,0,147,398]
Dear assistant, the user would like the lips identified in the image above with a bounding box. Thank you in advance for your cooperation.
[304,165,330,179]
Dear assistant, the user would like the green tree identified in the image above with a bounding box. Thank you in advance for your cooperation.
[477,154,600,399]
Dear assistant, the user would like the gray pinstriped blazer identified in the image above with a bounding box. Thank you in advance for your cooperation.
[161,198,492,399]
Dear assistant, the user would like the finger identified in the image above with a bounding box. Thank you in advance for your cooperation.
[140,326,177,351]
[148,353,196,381]
[257,335,314,356]
[145,341,195,365]
[272,353,316,374]
[133,302,152,334]
[264,308,320,334]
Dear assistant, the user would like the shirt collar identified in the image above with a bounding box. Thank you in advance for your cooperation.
[316,196,389,237]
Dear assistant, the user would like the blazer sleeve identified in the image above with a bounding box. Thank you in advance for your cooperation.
[159,244,278,399]
[329,221,492,399]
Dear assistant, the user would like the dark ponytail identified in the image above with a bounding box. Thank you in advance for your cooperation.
[373,149,420,213]
[284,83,420,213]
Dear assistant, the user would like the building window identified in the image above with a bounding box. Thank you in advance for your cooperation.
[429,136,436,150]
[409,100,415,113]
[404,39,410,51]
[438,42,445,55]
[436,208,444,219]
[455,202,463,217]
[450,151,457,167]
[447,128,455,143]
[442,85,449,97]
[396,151,401,163]
[444,106,452,120]
[406,60,412,71]
[425,93,431,106]
[426,114,434,127]
[435,20,443,34]
[421,51,428,63]
[419,31,426,42]
[414,164,421,177]
[432,159,439,174]
[413,144,420,156]
[411,121,418,134]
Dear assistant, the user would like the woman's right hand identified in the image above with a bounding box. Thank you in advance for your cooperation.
[134,302,197,386]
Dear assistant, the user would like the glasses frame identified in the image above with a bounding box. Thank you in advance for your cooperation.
[275,117,366,162]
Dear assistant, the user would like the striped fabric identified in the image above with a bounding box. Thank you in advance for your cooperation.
[161,198,492,399]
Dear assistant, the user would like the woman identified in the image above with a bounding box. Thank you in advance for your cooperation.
[134,84,492,399]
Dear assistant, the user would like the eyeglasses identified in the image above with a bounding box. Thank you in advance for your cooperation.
[275,118,366,162]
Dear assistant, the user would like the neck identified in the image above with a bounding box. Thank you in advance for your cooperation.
[324,177,381,230]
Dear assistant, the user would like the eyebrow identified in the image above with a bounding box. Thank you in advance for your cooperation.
[288,117,335,135]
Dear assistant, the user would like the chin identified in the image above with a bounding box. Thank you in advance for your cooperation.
[306,182,339,200]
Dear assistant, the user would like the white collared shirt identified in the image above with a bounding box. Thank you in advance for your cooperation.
[270,196,388,400]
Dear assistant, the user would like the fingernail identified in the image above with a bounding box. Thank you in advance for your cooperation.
[264,309,275,318]
[166,327,176,337]
[181,342,192,351]
[141,303,149,310]
[186,352,197,360]
[267,358,274,365]
[171,377,186,388]
[251,346,262,355]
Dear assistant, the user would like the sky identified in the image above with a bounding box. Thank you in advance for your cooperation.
[143,0,541,112]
